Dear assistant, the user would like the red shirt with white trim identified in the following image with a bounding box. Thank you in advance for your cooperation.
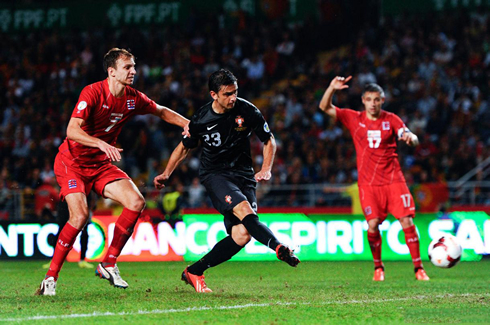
[58,79,157,167]
[335,107,408,186]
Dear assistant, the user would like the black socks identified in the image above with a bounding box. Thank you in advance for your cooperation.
[187,236,243,276]
[187,214,282,276]
[241,214,280,251]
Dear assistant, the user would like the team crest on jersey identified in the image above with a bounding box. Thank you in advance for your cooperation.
[225,195,232,204]
[234,116,247,131]
[382,121,390,130]
[68,179,77,189]
[127,99,135,110]
[365,206,372,216]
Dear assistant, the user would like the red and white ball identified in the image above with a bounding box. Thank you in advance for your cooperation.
[428,234,462,268]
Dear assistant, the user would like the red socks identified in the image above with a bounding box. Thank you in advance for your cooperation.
[367,231,383,269]
[368,226,423,270]
[403,225,423,269]
[46,223,80,279]
[103,208,141,266]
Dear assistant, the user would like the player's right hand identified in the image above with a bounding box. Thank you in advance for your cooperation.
[98,141,124,162]
[330,76,352,90]
[153,174,169,190]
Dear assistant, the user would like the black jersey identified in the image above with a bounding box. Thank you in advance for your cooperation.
[183,97,272,181]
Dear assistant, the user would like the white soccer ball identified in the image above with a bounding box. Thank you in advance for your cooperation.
[428,234,462,268]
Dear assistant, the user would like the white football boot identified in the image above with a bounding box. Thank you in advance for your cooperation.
[36,277,57,296]
[95,263,128,289]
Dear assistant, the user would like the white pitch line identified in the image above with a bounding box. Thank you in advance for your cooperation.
[1,293,488,323]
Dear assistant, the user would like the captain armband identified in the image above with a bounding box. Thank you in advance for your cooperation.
[397,127,411,138]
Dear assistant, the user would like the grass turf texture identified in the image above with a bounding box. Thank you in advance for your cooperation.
[1,260,489,324]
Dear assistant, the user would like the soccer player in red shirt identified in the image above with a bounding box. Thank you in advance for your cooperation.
[36,48,189,295]
[319,76,430,281]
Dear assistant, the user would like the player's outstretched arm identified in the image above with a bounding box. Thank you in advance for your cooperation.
[255,135,276,182]
[154,104,190,137]
[153,141,191,189]
[66,117,123,162]
[319,76,352,119]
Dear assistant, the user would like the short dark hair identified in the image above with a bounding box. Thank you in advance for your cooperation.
[208,69,237,93]
[103,48,134,72]
[362,83,385,98]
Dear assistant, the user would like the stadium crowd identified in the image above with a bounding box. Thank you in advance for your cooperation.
[0,9,489,218]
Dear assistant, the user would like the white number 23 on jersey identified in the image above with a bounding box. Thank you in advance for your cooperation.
[367,130,381,148]
[203,132,222,146]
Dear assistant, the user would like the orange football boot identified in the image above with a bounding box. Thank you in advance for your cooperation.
[415,268,430,281]
[373,268,385,281]
[181,267,213,293]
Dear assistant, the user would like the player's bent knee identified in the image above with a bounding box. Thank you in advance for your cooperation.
[126,196,146,212]
[233,201,254,220]
[399,216,414,228]
[68,213,90,230]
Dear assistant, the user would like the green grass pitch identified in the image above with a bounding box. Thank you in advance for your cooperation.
[1,260,489,324]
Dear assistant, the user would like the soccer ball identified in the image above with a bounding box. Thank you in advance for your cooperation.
[428,234,462,268]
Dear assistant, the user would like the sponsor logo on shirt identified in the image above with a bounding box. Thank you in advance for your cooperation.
[382,121,390,130]
[110,113,123,123]
[127,99,135,110]
[234,115,247,131]
[359,122,366,127]
[68,179,77,189]
[103,104,109,109]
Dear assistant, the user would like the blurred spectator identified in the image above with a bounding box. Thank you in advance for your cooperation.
[187,177,205,208]
[34,177,59,221]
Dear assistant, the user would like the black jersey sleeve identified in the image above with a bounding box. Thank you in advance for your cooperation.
[182,120,200,149]
[250,106,272,143]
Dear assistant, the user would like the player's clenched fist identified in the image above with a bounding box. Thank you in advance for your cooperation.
[255,170,271,182]
[153,174,169,189]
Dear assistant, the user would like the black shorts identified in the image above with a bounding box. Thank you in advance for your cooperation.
[201,174,257,234]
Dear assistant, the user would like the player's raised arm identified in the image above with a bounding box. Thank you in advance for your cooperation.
[66,117,123,162]
[153,104,190,136]
[153,141,191,189]
[319,76,352,119]
[255,134,276,182]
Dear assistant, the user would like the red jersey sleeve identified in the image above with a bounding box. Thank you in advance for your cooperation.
[136,90,157,114]
[335,106,360,130]
[71,85,98,120]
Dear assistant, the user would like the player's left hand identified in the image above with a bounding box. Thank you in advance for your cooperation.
[182,122,190,138]
[153,174,170,190]
[255,170,271,182]
[398,131,419,147]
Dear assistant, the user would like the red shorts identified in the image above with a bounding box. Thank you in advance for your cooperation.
[54,153,130,200]
[358,182,415,221]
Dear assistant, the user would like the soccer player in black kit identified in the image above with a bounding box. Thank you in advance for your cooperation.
[154,69,299,293]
